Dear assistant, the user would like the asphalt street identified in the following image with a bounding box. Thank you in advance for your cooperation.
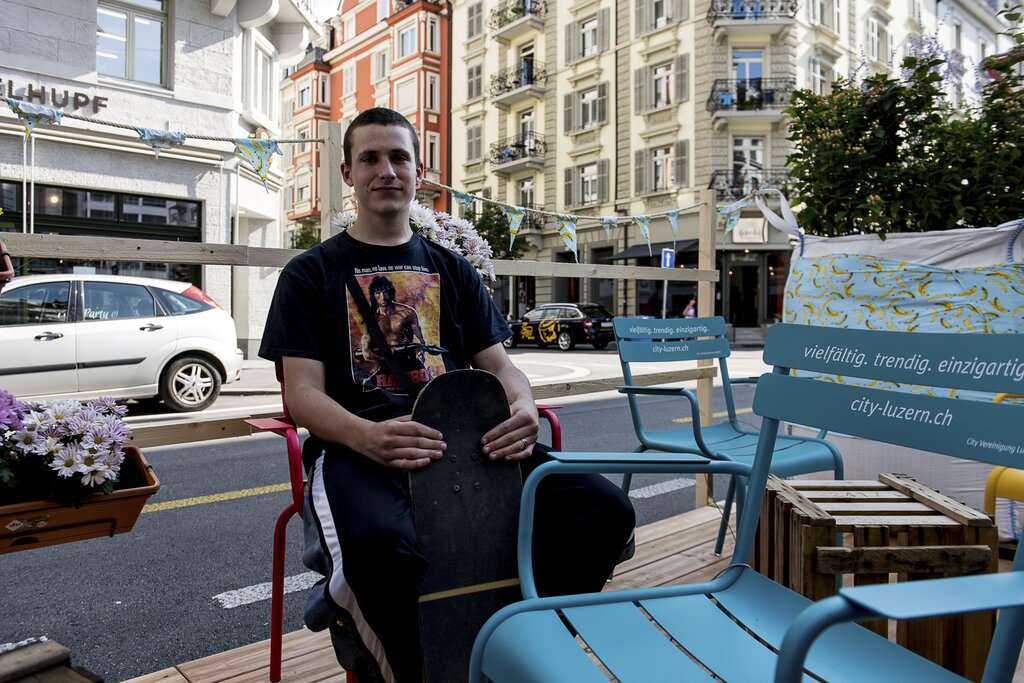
[1,346,766,681]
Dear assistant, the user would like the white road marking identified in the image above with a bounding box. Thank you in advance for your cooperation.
[628,477,696,499]
[213,570,322,609]
[514,361,590,382]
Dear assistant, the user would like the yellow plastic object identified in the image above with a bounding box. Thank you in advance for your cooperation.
[983,394,1024,517]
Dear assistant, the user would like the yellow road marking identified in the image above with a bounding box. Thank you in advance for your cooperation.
[142,483,291,513]
[419,578,521,603]
[672,407,753,424]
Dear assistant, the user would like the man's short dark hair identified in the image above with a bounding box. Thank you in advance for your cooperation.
[343,108,420,167]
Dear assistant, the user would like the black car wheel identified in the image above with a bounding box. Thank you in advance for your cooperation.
[557,331,575,351]
[592,340,609,350]
[503,335,516,348]
[160,355,222,412]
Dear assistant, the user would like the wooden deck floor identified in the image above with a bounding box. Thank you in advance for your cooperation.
[122,505,735,683]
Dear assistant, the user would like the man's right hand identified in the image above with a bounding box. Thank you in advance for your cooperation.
[354,415,446,470]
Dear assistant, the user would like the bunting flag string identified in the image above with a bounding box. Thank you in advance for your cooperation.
[453,190,475,207]
[501,204,526,250]
[7,98,62,138]
[632,215,652,256]
[135,127,186,157]
[717,194,755,232]
[555,214,579,261]
[666,209,679,236]
[233,138,281,192]
[601,216,616,239]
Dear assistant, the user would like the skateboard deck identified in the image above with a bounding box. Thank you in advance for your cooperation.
[410,369,523,683]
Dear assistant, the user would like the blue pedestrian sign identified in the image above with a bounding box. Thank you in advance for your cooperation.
[661,247,675,269]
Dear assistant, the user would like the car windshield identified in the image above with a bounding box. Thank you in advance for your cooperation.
[578,305,612,318]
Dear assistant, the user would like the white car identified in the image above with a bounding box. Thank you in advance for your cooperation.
[0,273,243,412]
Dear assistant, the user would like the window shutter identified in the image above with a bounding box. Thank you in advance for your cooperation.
[674,140,689,187]
[565,22,577,64]
[598,9,610,51]
[564,167,575,207]
[597,82,608,124]
[675,54,689,103]
[676,0,690,21]
[635,149,648,194]
[636,0,649,36]
[634,66,649,113]
[598,159,609,203]
[833,0,841,33]
[564,93,575,133]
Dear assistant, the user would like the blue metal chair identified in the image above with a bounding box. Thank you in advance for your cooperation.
[614,316,842,554]
[470,323,1024,682]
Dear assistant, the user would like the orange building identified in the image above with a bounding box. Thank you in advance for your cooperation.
[324,0,450,212]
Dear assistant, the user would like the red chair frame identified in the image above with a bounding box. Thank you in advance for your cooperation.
[248,362,561,683]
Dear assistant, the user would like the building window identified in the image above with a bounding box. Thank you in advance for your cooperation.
[398,23,417,58]
[426,73,439,111]
[298,85,310,107]
[563,160,609,207]
[467,63,483,100]
[634,141,688,194]
[395,76,417,113]
[518,177,534,206]
[565,10,610,64]
[467,124,483,161]
[320,75,327,103]
[810,57,833,95]
[97,0,166,86]
[343,64,356,96]
[636,0,686,35]
[298,127,310,153]
[866,16,888,63]
[427,15,439,52]
[372,49,391,82]
[732,136,765,195]
[634,55,689,113]
[467,2,483,38]
[426,132,440,170]
[565,83,608,132]
[252,41,274,117]
[377,0,389,21]
[343,17,355,41]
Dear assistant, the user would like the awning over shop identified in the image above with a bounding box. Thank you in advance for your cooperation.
[605,239,698,261]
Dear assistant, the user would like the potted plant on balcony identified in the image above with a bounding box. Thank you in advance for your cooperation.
[0,391,160,554]
[775,6,1024,531]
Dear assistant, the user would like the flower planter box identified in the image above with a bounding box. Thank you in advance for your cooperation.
[0,446,160,554]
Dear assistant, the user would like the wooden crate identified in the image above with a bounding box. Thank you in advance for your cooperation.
[754,473,998,682]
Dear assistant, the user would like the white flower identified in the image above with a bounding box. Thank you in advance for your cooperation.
[50,444,83,478]
[12,430,40,453]
[408,200,435,231]
[331,210,356,230]
[81,464,115,487]
[31,435,63,458]
[45,400,81,424]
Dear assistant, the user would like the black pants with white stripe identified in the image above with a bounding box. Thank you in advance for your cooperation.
[304,441,636,683]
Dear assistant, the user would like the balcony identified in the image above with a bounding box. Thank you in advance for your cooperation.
[706,78,795,124]
[488,61,547,108]
[706,0,798,35]
[488,133,547,175]
[519,203,546,232]
[489,0,546,41]
[708,167,792,203]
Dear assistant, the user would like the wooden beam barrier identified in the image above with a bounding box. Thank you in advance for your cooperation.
[127,366,717,448]
[2,233,718,283]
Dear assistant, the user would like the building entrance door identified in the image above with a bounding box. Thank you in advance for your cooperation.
[727,258,761,328]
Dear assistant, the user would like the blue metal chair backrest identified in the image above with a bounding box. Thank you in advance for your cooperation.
[739,323,1024,567]
[613,316,742,434]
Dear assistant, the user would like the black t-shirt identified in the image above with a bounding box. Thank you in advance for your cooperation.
[259,230,510,422]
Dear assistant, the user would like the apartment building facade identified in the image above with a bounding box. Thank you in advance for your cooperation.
[0,0,321,356]
[449,0,1009,327]
[316,0,451,213]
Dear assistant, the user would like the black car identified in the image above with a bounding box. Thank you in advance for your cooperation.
[504,303,615,351]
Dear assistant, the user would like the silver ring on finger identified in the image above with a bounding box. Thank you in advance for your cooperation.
[521,437,529,449]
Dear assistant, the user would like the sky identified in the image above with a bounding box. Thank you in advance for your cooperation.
[310,0,339,21]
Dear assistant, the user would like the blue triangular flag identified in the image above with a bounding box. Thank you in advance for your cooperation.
[7,98,62,138]
[234,138,281,192]
[135,127,186,156]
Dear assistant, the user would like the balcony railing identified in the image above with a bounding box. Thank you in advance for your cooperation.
[519,203,546,231]
[706,78,795,114]
[489,0,546,31]
[488,132,547,166]
[708,168,792,202]
[706,0,798,22]
[488,61,547,98]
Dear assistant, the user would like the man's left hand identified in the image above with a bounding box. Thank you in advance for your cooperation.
[481,398,539,461]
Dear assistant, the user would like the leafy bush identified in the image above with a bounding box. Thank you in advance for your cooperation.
[785,4,1023,237]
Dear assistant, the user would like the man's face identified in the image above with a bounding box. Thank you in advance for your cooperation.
[342,124,423,219]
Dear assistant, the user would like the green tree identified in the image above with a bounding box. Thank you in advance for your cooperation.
[785,4,1023,237]
[290,223,321,250]
[465,202,528,260]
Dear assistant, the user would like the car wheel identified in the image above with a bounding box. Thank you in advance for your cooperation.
[592,340,609,350]
[503,335,517,348]
[160,356,222,412]
[557,331,575,351]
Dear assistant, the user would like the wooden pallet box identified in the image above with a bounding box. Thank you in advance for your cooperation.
[754,473,998,681]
